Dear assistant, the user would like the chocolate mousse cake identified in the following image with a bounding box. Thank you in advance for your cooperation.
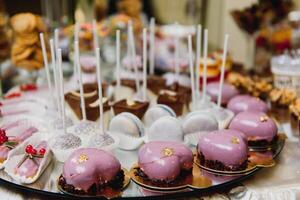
[157,90,186,116]
[113,99,149,119]
[135,141,193,187]
[197,130,248,171]
[58,148,125,195]
[167,82,191,104]
[147,75,166,95]
[227,95,268,114]
[119,79,142,91]
[65,83,110,121]
[229,111,278,146]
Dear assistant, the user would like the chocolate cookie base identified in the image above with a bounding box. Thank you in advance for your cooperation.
[199,152,248,171]
[58,169,125,195]
[248,135,278,147]
[134,167,192,187]
[147,75,166,95]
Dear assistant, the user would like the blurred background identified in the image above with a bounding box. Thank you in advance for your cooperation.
[1,0,300,94]
[1,0,299,66]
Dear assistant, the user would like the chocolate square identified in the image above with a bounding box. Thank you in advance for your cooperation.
[112,99,149,119]
[65,83,110,121]
[157,90,186,116]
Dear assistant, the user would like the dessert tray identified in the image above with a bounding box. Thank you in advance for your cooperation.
[0,134,285,199]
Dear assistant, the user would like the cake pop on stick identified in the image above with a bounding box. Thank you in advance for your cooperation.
[39,33,54,106]
[49,50,81,162]
[149,17,155,75]
[202,29,208,103]
[217,34,229,108]
[89,49,119,150]
[142,28,147,101]
[65,40,101,137]
[188,35,196,110]
[195,25,202,100]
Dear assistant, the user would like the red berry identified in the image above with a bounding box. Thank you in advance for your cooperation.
[39,148,46,155]
[31,148,37,155]
[25,145,33,154]
[0,102,2,106]
[0,135,8,143]
[20,84,37,91]
[0,129,5,136]
[6,92,21,99]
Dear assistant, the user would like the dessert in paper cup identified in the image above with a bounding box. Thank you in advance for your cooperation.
[4,133,53,184]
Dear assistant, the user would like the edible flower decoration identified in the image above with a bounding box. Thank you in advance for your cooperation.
[162,147,174,157]
[78,154,89,163]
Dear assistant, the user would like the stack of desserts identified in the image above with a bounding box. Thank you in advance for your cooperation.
[10,13,48,71]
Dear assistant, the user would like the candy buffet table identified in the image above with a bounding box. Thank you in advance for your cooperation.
[0,123,299,200]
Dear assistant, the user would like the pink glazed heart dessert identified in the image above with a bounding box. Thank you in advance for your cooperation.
[58,148,125,195]
[229,111,278,146]
[135,141,193,186]
[198,129,248,171]
[227,95,268,114]
[207,82,239,105]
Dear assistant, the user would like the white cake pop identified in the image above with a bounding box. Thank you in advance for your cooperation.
[144,104,176,127]
[146,116,185,143]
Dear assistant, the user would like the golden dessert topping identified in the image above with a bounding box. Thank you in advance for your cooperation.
[78,154,89,163]
[260,115,269,122]
[269,88,296,105]
[89,97,108,108]
[162,147,174,157]
[70,90,97,98]
[159,90,177,96]
[231,137,240,144]
[126,99,136,106]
